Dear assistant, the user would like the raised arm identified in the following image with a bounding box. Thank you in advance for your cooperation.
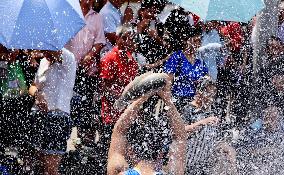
[107,95,150,175]
[164,98,187,175]
[158,77,187,175]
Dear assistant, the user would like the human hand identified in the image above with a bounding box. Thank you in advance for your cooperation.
[7,50,19,63]
[35,93,48,112]
[30,57,39,67]
[202,116,219,126]
[157,75,172,104]
[137,19,150,33]
[143,63,154,70]
[29,85,38,96]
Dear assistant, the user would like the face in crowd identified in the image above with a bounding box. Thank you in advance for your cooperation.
[184,34,202,54]
[199,84,217,105]
[204,20,220,32]
[117,31,137,53]
[79,0,95,10]
[267,37,284,59]
[263,106,281,131]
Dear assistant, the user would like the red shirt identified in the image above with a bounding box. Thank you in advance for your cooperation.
[192,13,200,26]
[221,22,243,52]
[100,47,138,124]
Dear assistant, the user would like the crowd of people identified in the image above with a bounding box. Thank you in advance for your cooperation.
[0,0,284,174]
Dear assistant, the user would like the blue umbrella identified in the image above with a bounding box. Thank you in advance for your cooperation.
[168,0,265,23]
[0,0,85,50]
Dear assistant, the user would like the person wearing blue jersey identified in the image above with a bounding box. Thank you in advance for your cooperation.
[163,26,208,113]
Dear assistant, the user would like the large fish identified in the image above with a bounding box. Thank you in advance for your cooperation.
[114,72,169,110]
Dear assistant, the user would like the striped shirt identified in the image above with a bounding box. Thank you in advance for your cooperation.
[183,104,218,174]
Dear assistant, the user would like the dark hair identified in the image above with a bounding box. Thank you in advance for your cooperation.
[188,24,203,38]
[164,8,192,51]
[196,77,215,92]
[127,95,172,163]
[264,58,284,79]
[141,0,166,13]
[267,36,283,47]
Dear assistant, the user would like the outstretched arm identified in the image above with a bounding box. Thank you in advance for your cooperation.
[185,116,219,133]
[144,53,172,70]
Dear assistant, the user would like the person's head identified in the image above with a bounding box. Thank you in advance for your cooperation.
[140,0,165,20]
[127,95,172,165]
[204,20,220,32]
[263,106,282,131]
[163,23,191,52]
[195,77,217,105]
[109,0,123,9]
[116,25,137,52]
[164,7,192,52]
[184,26,203,53]
[79,0,95,14]
[266,36,284,59]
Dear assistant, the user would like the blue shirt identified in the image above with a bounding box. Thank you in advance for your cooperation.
[99,1,122,52]
[124,168,163,175]
[163,51,208,97]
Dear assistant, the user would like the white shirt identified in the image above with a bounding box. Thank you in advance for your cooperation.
[202,29,221,46]
[100,1,122,52]
[34,48,76,114]
[201,30,223,81]
[278,22,284,43]
[187,14,195,26]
